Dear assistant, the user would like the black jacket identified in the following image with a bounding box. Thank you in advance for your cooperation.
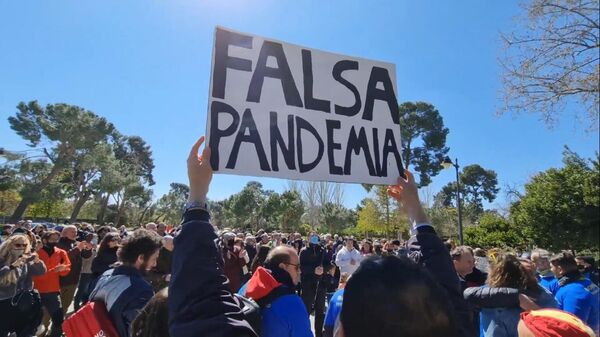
[168,209,257,337]
[91,247,118,279]
[408,226,477,337]
[57,237,92,286]
[299,244,332,285]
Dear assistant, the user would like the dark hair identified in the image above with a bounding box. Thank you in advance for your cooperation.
[98,232,120,254]
[41,230,61,241]
[131,287,169,337]
[550,251,578,272]
[576,256,596,267]
[118,229,162,265]
[341,256,457,337]
[251,245,271,274]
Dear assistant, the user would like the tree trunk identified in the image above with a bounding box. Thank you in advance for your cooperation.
[9,161,65,223]
[114,198,125,226]
[97,195,109,224]
[70,190,92,222]
[138,204,151,225]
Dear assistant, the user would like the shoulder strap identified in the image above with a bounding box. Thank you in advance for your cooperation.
[256,286,295,309]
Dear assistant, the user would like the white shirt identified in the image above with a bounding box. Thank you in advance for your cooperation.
[335,246,363,275]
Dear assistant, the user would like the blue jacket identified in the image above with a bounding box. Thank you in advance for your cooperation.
[168,208,257,337]
[537,272,560,296]
[324,288,344,335]
[245,267,313,337]
[555,273,599,332]
[90,265,154,337]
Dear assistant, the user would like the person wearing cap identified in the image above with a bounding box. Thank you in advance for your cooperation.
[335,237,362,275]
[518,309,597,337]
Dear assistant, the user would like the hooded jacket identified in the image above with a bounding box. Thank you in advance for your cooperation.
[245,266,313,337]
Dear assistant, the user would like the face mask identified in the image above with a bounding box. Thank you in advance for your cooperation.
[12,249,25,258]
[310,236,319,245]
[227,239,234,247]
[577,265,586,271]
[45,242,57,250]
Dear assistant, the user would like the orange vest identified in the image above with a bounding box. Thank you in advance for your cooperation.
[33,247,71,294]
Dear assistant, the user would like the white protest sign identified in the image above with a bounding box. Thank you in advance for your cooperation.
[207,26,404,184]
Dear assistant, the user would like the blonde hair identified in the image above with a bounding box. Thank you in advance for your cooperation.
[0,235,32,287]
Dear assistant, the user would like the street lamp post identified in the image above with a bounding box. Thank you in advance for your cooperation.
[442,156,464,245]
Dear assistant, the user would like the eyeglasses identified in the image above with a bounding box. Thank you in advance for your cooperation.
[283,262,300,271]
[14,243,28,248]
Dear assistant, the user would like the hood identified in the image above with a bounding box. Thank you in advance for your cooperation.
[246,267,282,301]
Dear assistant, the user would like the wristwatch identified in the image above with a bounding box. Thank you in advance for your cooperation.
[183,200,209,213]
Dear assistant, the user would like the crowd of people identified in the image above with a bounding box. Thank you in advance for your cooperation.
[0,137,598,337]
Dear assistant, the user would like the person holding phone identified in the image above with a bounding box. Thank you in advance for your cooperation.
[0,233,47,337]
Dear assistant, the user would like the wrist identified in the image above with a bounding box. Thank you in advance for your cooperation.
[187,192,207,205]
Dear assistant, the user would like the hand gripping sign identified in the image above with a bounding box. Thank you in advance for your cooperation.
[207,26,404,185]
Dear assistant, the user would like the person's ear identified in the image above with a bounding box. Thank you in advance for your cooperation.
[136,254,145,267]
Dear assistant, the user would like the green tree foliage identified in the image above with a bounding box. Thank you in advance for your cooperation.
[357,199,385,234]
[511,148,600,252]
[426,206,459,239]
[399,102,450,187]
[436,164,499,220]
[7,101,116,221]
[320,202,356,234]
[0,190,21,218]
[464,212,525,249]
[356,187,407,238]
[155,183,190,225]
[227,181,267,229]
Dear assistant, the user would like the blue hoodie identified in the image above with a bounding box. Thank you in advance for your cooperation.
[245,267,313,337]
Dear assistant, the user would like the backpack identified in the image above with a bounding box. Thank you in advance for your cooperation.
[235,286,296,336]
[62,301,119,337]
[234,294,262,335]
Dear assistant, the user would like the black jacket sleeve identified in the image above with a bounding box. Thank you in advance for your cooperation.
[463,286,520,308]
[168,209,258,337]
[411,226,477,337]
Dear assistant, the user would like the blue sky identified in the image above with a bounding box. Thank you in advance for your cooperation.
[1,1,598,210]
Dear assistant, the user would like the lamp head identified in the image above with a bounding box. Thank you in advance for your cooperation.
[441,156,454,169]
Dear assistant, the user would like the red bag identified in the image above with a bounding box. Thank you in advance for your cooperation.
[62,301,120,337]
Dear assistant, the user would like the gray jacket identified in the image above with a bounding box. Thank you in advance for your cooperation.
[0,259,46,300]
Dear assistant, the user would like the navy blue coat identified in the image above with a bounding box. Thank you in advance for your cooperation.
[90,265,153,337]
[168,209,257,337]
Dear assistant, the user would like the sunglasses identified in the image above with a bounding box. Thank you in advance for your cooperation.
[283,262,300,271]
[14,243,28,248]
